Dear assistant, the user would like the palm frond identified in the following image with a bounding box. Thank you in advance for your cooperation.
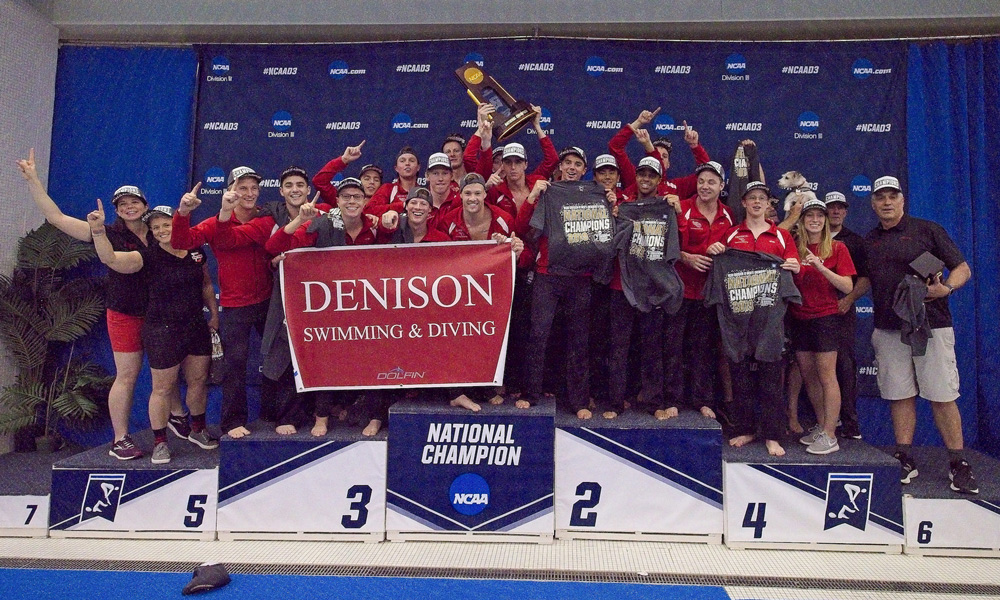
[0,296,48,371]
[42,289,105,343]
[17,223,96,271]
[0,379,46,434]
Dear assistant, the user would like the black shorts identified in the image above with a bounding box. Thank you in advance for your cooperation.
[789,314,840,353]
[142,319,212,370]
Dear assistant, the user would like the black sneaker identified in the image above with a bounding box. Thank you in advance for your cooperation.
[167,413,192,439]
[838,424,863,440]
[109,434,143,460]
[949,459,980,494]
[894,451,919,484]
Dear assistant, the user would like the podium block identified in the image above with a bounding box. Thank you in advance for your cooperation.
[386,397,555,542]
[216,421,386,541]
[723,439,903,551]
[0,447,77,537]
[555,410,722,542]
[902,447,1000,556]
[49,430,218,540]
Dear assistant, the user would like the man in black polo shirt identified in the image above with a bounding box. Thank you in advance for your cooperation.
[825,191,868,440]
[863,176,976,494]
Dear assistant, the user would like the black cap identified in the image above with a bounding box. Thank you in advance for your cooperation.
[111,185,147,207]
[141,205,174,223]
[652,137,673,153]
[227,166,262,187]
[279,166,308,184]
[442,134,467,149]
[406,187,432,204]
[182,563,231,595]
[742,181,771,198]
[558,146,587,165]
[336,177,364,193]
[358,164,382,178]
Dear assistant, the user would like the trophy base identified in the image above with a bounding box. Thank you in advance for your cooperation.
[497,102,538,142]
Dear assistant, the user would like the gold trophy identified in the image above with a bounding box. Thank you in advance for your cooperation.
[455,62,538,142]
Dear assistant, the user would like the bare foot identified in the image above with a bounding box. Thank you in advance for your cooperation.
[227,426,251,439]
[311,416,328,437]
[450,395,481,412]
[766,439,786,456]
[654,407,679,420]
[700,406,717,419]
[729,434,755,447]
[576,408,592,420]
[276,424,296,435]
[488,394,504,405]
[602,411,618,419]
[514,399,531,409]
[362,419,382,437]
[789,421,804,434]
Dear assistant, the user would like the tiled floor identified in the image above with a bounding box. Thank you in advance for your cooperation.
[0,536,997,599]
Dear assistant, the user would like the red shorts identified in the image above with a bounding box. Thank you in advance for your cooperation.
[106,309,143,353]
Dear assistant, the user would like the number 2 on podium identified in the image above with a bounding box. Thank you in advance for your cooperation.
[742,502,767,538]
[569,482,602,527]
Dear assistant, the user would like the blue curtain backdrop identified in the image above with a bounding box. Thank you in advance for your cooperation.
[47,46,202,446]
[907,40,1000,455]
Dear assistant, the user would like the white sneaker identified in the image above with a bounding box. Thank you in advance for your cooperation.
[806,431,840,455]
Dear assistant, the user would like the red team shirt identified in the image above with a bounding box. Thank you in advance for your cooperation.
[438,204,513,241]
[676,199,735,300]
[790,241,856,320]
[723,222,799,261]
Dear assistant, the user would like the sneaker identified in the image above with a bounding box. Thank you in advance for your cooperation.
[109,435,143,460]
[949,459,980,494]
[838,424,863,440]
[167,413,192,439]
[894,451,919,484]
[799,425,822,446]
[187,429,219,450]
[151,441,171,464]
[806,431,840,455]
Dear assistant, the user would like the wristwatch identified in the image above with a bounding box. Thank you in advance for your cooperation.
[945,283,956,294]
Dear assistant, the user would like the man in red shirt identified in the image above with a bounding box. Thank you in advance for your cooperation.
[171,166,276,440]
[368,147,420,209]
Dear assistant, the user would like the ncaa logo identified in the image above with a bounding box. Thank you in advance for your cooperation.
[725,53,747,74]
[464,52,485,67]
[328,59,349,80]
[852,58,875,79]
[450,473,490,516]
[540,107,552,126]
[851,174,873,197]
[210,56,230,73]
[272,110,292,132]
[653,113,675,134]
[798,111,820,132]
[391,112,413,134]
[204,167,226,189]
[585,56,606,77]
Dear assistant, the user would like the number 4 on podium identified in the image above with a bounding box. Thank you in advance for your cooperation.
[742,502,767,539]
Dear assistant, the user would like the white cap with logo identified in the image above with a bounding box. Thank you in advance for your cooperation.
[636,156,663,176]
[426,152,452,171]
[824,191,848,206]
[502,143,526,161]
[594,154,619,170]
[872,176,901,194]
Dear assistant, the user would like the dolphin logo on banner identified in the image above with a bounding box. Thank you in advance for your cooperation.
[80,473,126,523]
[824,472,873,531]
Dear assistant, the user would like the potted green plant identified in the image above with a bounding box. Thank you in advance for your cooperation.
[0,223,112,451]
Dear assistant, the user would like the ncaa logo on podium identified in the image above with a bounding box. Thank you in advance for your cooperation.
[823,473,873,531]
[449,473,490,516]
[81,473,126,523]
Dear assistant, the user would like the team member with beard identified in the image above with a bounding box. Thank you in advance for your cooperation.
[311,140,375,204]
[171,167,276,441]
[17,149,192,460]
[515,147,616,418]
[266,177,384,436]
[437,173,514,242]
[707,182,800,457]
[367,147,420,210]
[789,198,855,455]
[89,203,219,465]
[662,161,734,421]
[608,108,709,200]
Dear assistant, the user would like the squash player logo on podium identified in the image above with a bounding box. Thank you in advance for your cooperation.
[824,473,873,531]
[80,473,126,523]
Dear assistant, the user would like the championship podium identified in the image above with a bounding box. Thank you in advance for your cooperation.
[902,447,1000,556]
[386,397,555,542]
[723,438,903,551]
[555,410,723,542]
[49,429,219,540]
[0,445,78,536]
[216,421,386,541]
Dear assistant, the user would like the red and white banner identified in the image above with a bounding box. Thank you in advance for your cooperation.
[280,241,515,391]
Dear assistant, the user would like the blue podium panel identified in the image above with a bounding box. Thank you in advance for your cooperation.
[386,397,555,542]
[902,448,1000,556]
[0,447,75,537]
[555,410,723,542]
[723,439,903,551]
[49,430,218,540]
[216,422,386,541]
